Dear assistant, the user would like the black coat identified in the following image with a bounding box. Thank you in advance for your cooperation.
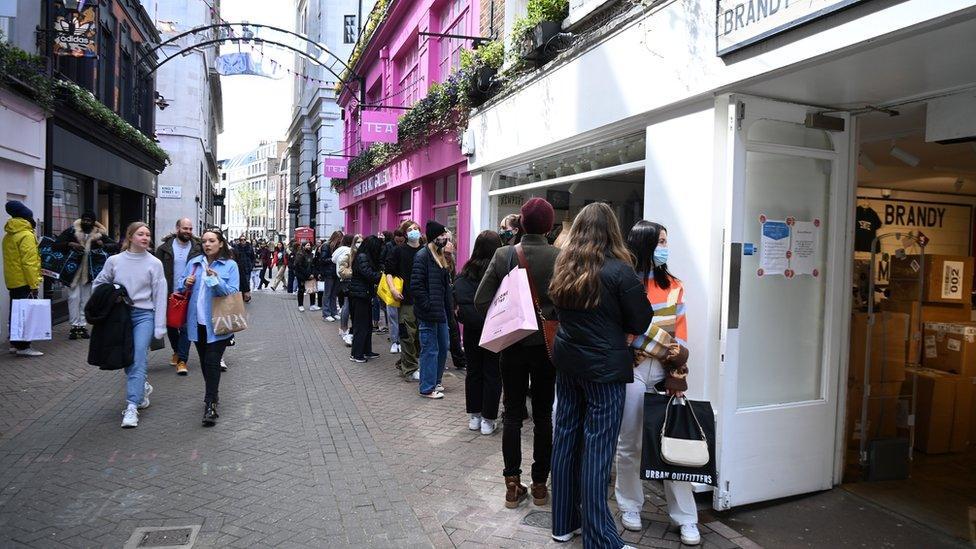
[552,257,654,384]
[315,248,336,279]
[84,283,134,371]
[410,246,452,323]
[349,251,381,299]
[293,252,315,281]
[155,235,203,293]
[453,274,484,330]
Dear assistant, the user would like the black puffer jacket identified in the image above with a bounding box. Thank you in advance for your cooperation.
[453,274,484,330]
[552,257,653,384]
[411,246,452,323]
[293,251,315,281]
[84,283,134,371]
[349,251,381,299]
[316,246,337,279]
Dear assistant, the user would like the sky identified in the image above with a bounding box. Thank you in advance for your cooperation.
[216,0,296,160]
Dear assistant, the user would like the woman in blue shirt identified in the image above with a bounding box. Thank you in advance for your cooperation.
[177,229,240,426]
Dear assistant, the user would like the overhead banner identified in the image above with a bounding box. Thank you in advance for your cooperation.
[716,0,868,55]
[322,157,349,179]
[361,111,399,144]
[215,52,284,79]
[53,3,98,58]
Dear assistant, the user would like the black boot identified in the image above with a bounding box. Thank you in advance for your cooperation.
[202,403,218,427]
[68,327,79,340]
[78,327,90,339]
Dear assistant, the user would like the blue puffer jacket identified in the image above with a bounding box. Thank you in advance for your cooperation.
[410,246,452,323]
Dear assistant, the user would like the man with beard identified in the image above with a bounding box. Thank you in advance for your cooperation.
[155,218,202,375]
[56,210,115,340]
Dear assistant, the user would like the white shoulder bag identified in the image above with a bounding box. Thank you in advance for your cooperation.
[660,396,710,468]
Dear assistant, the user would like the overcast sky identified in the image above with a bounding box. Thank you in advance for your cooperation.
[216,0,295,160]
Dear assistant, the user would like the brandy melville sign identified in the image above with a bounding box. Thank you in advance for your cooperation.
[322,157,349,179]
[361,111,399,144]
[716,0,868,55]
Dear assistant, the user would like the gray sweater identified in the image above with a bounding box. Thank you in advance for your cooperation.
[93,251,168,338]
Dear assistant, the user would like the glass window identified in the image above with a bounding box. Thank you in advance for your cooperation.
[396,44,422,107]
[344,15,357,44]
[438,0,469,78]
[748,119,834,150]
[445,174,457,202]
[399,189,411,212]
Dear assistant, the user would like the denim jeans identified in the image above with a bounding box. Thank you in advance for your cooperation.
[371,296,381,325]
[418,320,449,394]
[321,277,339,317]
[125,308,154,407]
[387,305,400,344]
[340,300,350,331]
[166,326,191,362]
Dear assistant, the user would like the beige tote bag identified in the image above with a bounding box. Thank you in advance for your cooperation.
[212,292,248,335]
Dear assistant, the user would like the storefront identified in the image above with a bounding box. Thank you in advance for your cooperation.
[466,0,976,539]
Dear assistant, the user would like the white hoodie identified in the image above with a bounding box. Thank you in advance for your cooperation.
[332,245,352,279]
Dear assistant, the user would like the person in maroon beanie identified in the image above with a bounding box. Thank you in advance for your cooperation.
[475,197,561,509]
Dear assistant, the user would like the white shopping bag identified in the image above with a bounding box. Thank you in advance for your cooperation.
[10,299,52,341]
[478,267,539,353]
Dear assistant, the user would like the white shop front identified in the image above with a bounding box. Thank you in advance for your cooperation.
[467,0,976,537]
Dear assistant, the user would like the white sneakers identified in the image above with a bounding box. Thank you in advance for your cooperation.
[15,348,43,357]
[480,418,497,435]
[551,528,581,542]
[435,384,445,392]
[324,316,336,322]
[621,511,642,532]
[469,414,482,431]
[420,391,444,399]
[139,382,153,410]
[298,306,305,312]
[310,305,321,311]
[342,333,353,347]
[390,343,401,353]
[409,370,420,381]
[220,359,228,371]
[680,524,701,545]
[121,405,139,428]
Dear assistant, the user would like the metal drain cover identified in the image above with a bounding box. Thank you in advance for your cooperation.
[124,525,200,549]
[522,510,552,529]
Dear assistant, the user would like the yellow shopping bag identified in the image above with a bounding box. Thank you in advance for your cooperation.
[377,273,403,307]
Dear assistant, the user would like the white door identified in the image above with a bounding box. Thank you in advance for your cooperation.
[715,95,851,509]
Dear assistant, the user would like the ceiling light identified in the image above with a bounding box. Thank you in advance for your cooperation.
[858,152,876,172]
[889,145,920,167]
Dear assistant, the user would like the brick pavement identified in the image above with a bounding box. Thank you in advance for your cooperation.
[0,291,754,548]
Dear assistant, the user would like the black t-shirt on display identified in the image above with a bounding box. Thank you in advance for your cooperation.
[855,205,882,252]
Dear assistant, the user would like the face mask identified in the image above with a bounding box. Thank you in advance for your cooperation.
[407,229,421,242]
[500,230,513,243]
[434,238,447,249]
[654,246,669,267]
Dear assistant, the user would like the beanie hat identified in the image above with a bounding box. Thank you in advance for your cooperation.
[81,210,97,222]
[5,201,33,220]
[426,220,447,242]
[520,198,555,235]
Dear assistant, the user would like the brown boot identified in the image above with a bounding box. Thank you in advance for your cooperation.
[531,482,548,506]
[505,475,528,509]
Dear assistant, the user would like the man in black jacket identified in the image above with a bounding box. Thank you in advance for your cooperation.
[155,218,201,375]
[232,235,256,295]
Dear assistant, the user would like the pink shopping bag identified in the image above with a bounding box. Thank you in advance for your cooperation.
[479,266,539,353]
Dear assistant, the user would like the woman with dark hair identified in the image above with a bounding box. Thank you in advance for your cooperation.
[547,203,653,548]
[269,242,288,291]
[333,233,356,344]
[455,230,503,434]
[349,235,383,362]
[294,241,318,311]
[614,220,698,544]
[177,229,240,426]
[319,231,343,321]
[499,213,522,246]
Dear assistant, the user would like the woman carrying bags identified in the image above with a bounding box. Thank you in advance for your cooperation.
[294,241,318,312]
[92,222,168,429]
[349,235,383,363]
[177,229,240,427]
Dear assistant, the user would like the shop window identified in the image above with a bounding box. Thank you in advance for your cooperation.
[748,119,833,150]
[432,175,459,236]
[343,15,356,44]
[438,0,469,78]
[48,172,86,303]
[399,189,411,214]
[396,44,422,107]
[98,25,115,107]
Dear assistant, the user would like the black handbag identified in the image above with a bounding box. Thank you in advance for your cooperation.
[640,393,718,486]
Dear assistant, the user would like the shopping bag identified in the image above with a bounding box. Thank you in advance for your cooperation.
[38,237,82,283]
[212,292,248,335]
[641,393,717,486]
[88,248,109,280]
[9,299,52,341]
[478,266,538,353]
[304,279,318,294]
[166,265,198,329]
[377,274,403,307]
[317,281,326,292]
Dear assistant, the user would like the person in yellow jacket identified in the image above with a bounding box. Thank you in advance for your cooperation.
[3,201,43,357]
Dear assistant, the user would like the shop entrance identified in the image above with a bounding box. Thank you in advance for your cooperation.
[843,100,976,541]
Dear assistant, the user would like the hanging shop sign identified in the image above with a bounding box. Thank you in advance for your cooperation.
[53,3,98,58]
[716,0,868,55]
[361,111,399,144]
[322,157,349,179]
[215,52,284,79]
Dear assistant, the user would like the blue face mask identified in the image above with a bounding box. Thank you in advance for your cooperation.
[653,246,669,267]
[407,229,421,242]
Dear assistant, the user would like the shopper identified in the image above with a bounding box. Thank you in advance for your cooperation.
[475,198,560,509]
[257,242,272,289]
[411,221,453,399]
[384,229,405,353]
[176,229,240,427]
[333,234,355,346]
[294,241,318,311]
[319,231,343,321]
[385,220,424,380]
[56,210,116,340]
[499,213,522,246]
[548,202,653,548]
[442,233,467,370]
[455,230,503,434]
[92,222,168,429]
[155,218,201,375]
[269,242,288,291]
[349,236,382,362]
[3,201,43,357]
[286,242,298,293]
[232,235,255,296]
[614,220,698,544]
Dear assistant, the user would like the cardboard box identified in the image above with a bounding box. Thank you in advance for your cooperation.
[922,322,976,377]
[889,255,973,305]
[846,381,903,447]
[952,377,972,452]
[909,367,972,453]
[849,312,908,383]
[884,300,971,364]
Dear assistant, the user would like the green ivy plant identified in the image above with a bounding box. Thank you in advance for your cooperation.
[509,0,569,60]
[459,40,505,72]
[0,34,56,112]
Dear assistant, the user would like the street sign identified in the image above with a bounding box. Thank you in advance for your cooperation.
[158,185,182,199]
[287,202,300,214]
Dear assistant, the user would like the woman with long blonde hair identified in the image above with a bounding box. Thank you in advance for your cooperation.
[547,203,653,548]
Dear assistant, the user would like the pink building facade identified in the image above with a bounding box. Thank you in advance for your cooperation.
[336,0,477,263]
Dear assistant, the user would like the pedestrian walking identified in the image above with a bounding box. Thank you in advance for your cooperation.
[92,222,168,429]
[3,201,43,357]
[411,221,453,399]
[257,242,272,289]
[287,242,298,293]
[442,233,467,371]
[56,211,116,340]
[319,231,342,321]
[475,198,560,509]
[155,218,202,376]
[614,220,699,545]
[269,242,288,291]
[385,220,424,380]
[547,202,653,548]
[455,230,503,435]
[232,236,255,298]
[384,229,405,353]
[349,236,382,362]
[294,242,318,311]
[176,229,240,427]
[333,234,355,346]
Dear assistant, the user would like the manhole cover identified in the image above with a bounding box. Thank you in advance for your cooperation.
[522,510,552,529]
[139,528,192,547]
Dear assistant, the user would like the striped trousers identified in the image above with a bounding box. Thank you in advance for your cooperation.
[551,372,626,549]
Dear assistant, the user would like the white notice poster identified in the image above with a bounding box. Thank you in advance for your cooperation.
[790,220,821,277]
[942,260,964,300]
[758,217,790,277]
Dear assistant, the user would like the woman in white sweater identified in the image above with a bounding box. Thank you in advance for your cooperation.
[93,222,168,428]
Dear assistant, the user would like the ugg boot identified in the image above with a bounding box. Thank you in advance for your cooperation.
[505,475,528,509]
[531,482,548,506]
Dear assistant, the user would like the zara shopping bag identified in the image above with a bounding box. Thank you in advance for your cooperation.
[9,299,53,342]
[212,292,248,336]
[478,262,539,353]
[641,393,717,486]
